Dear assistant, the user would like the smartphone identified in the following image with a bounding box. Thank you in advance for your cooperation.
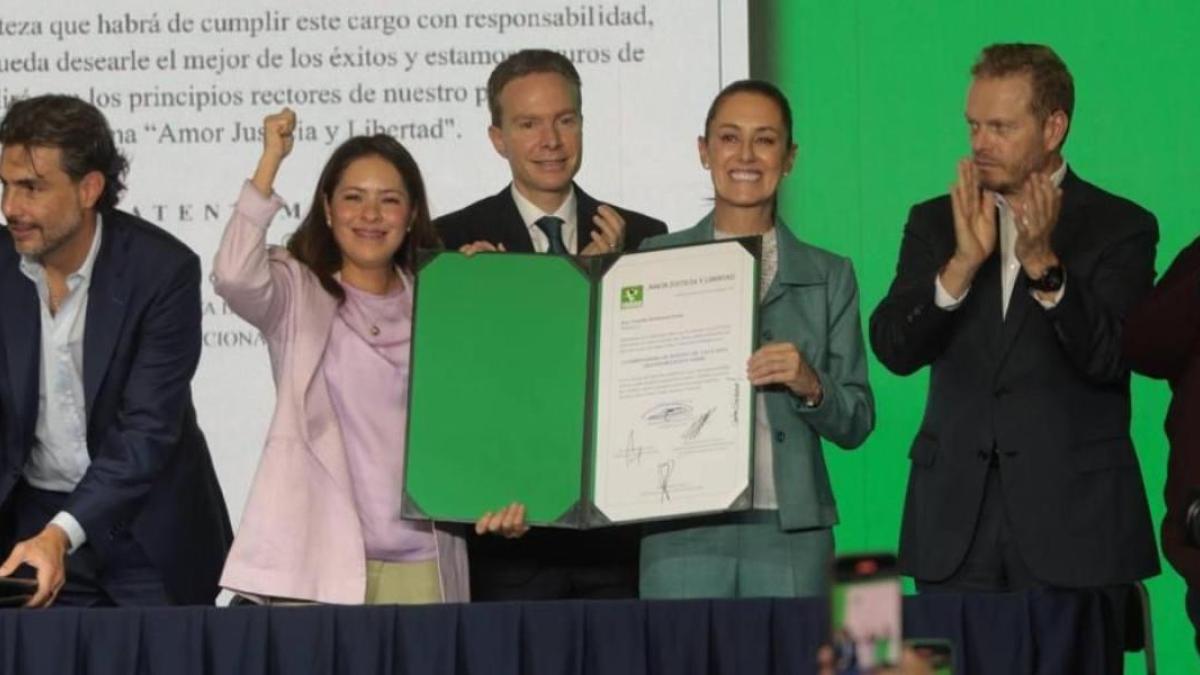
[904,638,954,674]
[0,576,36,607]
[829,552,902,674]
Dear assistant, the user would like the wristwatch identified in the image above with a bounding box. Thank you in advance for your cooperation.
[1026,264,1065,293]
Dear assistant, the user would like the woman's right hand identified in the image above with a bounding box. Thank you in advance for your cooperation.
[251,108,296,197]
[262,108,296,161]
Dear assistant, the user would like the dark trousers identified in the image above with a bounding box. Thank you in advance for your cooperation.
[916,463,1130,672]
[10,481,169,607]
[469,527,638,601]
[471,557,638,601]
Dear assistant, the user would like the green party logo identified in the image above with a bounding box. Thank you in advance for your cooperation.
[620,285,644,308]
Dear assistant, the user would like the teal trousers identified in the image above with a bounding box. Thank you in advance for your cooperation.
[640,510,834,599]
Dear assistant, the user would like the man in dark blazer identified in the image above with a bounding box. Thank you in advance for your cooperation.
[434,49,665,601]
[870,44,1159,598]
[1124,240,1200,655]
[0,95,231,606]
[436,49,666,256]
[437,181,665,255]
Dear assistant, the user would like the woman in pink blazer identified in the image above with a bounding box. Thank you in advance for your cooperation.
[213,109,468,604]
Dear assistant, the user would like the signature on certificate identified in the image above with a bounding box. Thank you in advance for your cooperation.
[642,402,693,426]
[681,407,715,441]
[618,430,649,466]
[656,459,676,502]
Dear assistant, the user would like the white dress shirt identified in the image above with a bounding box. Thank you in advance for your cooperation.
[935,161,1068,313]
[511,184,579,254]
[18,216,104,552]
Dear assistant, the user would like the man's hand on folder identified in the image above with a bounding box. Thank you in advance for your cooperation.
[0,524,69,607]
[476,502,530,539]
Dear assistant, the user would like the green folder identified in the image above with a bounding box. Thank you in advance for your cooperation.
[403,240,759,528]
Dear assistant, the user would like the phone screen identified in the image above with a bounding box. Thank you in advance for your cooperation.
[830,553,902,674]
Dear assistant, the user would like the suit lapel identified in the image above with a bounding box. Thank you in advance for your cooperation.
[997,272,1032,358]
[0,258,40,439]
[497,187,536,253]
[83,215,131,418]
[574,184,602,250]
[1048,170,1087,269]
[297,293,349,492]
[677,213,823,305]
[972,250,1004,355]
[762,259,786,307]
[762,263,798,305]
[764,220,824,307]
[995,170,1086,368]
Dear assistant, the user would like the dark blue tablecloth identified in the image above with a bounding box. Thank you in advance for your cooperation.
[0,589,1118,674]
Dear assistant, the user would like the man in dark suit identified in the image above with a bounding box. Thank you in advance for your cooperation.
[434,49,665,601]
[870,44,1159,599]
[436,49,666,256]
[0,95,232,606]
[1123,240,1200,655]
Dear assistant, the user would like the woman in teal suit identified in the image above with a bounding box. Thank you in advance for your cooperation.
[639,80,875,598]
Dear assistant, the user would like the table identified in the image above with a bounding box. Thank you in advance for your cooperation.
[0,590,1119,674]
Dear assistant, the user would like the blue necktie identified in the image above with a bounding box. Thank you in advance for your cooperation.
[534,216,567,254]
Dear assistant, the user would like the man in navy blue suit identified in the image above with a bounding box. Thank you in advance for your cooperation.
[0,95,231,607]
[434,49,666,601]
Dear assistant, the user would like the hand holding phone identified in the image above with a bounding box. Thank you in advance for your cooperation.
[830,553,903,674]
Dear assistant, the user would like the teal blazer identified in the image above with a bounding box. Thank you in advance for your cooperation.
[639,212,874,530]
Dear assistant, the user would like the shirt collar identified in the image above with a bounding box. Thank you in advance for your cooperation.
[510,184,576,229]
[19,213,105,287]
[1049,159,1068,187]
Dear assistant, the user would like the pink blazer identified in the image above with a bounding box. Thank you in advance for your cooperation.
[212,183,468,604]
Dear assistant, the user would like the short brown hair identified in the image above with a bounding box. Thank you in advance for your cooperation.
[971,43,1074,122]
[704,79,794,147]
[0,94,128,211]
[486,49,581,126]
[286,135,440,303]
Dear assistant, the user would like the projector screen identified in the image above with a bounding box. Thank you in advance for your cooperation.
[0,0,749,524]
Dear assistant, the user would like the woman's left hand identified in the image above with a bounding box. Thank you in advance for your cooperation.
[748,342,823,404]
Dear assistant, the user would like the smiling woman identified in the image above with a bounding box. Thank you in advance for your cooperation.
[637,80,876,600]
[209,108,467,606]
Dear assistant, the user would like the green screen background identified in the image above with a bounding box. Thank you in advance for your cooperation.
[752,2,1199,671]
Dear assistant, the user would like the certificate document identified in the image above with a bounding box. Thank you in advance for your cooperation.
[592,241,757,522]
[403,238,759,527]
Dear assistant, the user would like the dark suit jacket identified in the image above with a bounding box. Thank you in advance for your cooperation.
[0,209,232,604]
[869,170,1160,587]
[1123,236,1200,589]
[435,183,667,253]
